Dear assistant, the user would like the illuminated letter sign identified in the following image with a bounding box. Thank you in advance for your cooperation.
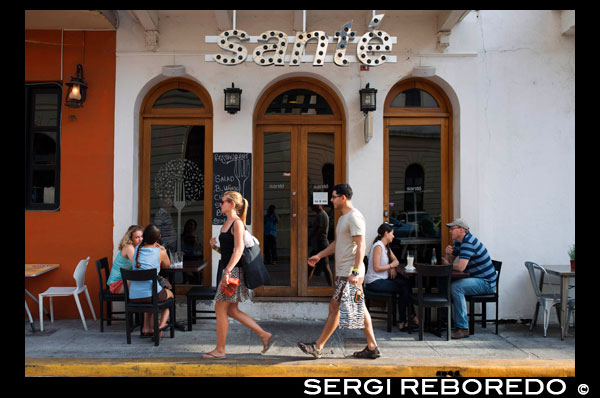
[213,30,249,65]
[207,14,395,66]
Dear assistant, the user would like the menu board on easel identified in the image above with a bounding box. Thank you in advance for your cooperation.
[212,153,252,225]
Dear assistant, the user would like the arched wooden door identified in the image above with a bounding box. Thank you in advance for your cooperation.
[139,78,213,288]
[253,77,346,298]
[383,78,453,264]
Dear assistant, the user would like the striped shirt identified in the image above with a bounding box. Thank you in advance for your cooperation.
[452,232,496,289]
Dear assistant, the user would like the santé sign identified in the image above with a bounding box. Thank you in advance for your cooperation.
[206,14,396,67]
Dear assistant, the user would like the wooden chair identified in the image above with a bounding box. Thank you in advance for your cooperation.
[121,269,175,346]
[362,256,398,332]
[466,260,502,335]
[411,263,452,341]
[186,286,217,331]
[95,257,126,332]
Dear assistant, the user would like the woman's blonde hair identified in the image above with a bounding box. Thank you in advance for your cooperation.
[223,190,248,226]
[118,225,143,251]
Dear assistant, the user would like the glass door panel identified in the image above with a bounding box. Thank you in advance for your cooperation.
[387,124,442,264]
[263,132,293,288]
[306,132,336,289]
[149,124,205,285]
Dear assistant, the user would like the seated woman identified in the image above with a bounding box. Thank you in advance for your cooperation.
[107,225,143,294]
[364,223,418,331]
[129,223,175,338]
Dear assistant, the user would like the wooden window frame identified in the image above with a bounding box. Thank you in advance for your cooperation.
[139,78,213,286]
[383,78,453,252]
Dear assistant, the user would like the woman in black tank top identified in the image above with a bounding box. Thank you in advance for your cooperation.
[202,191,274,359]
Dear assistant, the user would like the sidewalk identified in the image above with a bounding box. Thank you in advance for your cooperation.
[25,312,575,377]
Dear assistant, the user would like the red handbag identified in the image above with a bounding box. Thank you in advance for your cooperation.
[220,277,240,296]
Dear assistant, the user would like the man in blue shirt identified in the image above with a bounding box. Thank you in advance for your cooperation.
[442,218,497,339]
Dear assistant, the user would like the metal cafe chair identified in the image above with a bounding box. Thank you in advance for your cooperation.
[524,261,575,337]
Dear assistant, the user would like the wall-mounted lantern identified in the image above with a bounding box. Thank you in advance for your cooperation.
[224,82,242,114]
[65,64,87,108]
[359,82,377,114]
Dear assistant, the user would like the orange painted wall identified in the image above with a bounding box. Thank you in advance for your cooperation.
[25,30,115,319]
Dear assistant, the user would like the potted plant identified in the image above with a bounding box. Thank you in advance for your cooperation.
[568,244,575,272]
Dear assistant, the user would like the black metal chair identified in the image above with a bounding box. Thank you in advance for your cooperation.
[121,269,175,346]
[95,257,126,332]
[466,260,502,335]
[362,256,398,332]
[411,263,452,341]
[186,286,217,331]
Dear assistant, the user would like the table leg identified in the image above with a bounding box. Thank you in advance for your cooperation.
[560,276,568,340]
[166,272,187,331]
[25,300,35,332]
[26,289,50,318]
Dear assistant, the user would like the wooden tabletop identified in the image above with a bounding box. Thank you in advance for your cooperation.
[397,264,470,278]
[162,261,208,273]
[25,264,60,277]
[541,265,575,277]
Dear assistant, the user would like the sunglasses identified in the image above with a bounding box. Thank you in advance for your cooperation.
[331,194,343,199]
[220,198,231,204]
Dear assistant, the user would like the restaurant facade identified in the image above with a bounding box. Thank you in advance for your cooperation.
[25,10,575,323]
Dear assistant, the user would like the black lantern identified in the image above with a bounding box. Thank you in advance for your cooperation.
[224,82,242,114]
[359,83,377,113]
[65,64,88,108]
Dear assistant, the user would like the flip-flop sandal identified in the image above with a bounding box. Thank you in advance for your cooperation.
[141,332,153,338]
[261,335,276,355]
[202,352,227,360]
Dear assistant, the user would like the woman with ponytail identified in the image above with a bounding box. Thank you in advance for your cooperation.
[130,223,174,338]
[203,191,274,359]
[365,223,418,331]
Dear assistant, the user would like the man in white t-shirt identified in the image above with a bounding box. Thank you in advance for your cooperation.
[298,183,380,359]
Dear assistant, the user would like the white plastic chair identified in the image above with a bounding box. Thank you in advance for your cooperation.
[38,257,97,331]
[524,261,574,337]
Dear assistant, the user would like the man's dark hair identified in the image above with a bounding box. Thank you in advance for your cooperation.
[332,183,353,200]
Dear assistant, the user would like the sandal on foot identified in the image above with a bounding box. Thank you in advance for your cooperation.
[297,342,322,359]
[353,345,381,359]
[202,352,227,360]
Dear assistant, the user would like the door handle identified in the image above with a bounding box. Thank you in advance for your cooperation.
[292,192,297,217]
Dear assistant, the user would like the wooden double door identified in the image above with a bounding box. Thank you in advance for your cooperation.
[254,124,344,297]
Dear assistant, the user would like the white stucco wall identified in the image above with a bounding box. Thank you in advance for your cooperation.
[113,10,574,321]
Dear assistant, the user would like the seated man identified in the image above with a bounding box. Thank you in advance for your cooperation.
[442,218,497,339]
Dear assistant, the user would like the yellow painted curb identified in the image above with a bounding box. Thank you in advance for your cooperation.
[25,358,575,377]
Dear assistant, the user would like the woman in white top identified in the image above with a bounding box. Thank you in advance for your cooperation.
[365,223,418,331]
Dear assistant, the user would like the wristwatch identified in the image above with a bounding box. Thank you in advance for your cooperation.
[351,269,359,276]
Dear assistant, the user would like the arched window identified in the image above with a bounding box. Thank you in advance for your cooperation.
[391,88,439,108]
[266,89,332,115]
[153,89,204,109]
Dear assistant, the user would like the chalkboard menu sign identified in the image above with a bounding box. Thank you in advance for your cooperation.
[212,153,252,225]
